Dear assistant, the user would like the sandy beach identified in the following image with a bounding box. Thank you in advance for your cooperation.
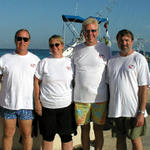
[0,90,150,150]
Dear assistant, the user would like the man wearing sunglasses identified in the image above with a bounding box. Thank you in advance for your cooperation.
[0,29,40,150]
[72,18,111,150]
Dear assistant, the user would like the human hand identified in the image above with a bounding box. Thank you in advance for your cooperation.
[136,113,144,127]
[35,101,42,116]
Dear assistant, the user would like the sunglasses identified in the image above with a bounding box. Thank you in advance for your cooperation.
[84,29,97,33]
[49,43,60,48]
[16,36,30,42]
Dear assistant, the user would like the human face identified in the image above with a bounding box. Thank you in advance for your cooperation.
[49,39,64,58]
[83,23,98,46]
[117,34,134,56]
[15,31,30,55]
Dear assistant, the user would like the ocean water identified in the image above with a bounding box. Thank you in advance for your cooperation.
[0,49,150,68]
[0,49,50,59]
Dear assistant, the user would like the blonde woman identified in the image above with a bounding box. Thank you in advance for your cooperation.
[34,35,76,150]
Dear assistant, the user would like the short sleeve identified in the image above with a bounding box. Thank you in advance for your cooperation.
[34,60,43,80]
[137,56,150,86]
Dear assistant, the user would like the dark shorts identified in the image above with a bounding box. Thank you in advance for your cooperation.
[39,103,77,142]
[110,117,147,140]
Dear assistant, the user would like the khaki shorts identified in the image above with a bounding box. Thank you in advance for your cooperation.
[111,117,147,140]
[75,102,107,125]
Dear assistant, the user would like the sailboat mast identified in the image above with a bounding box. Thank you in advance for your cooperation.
[75,0,78,16]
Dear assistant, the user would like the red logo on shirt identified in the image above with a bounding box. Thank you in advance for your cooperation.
[30,64,36,68]
[66,66,71,70]
[128,64,135,69]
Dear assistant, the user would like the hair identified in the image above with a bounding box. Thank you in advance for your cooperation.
[49,34,64,45]
[116,29,134,41]
[82,17,99,31]
[14,29,31,42]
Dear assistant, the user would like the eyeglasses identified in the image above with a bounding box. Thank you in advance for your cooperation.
[84,29,97,33]
[49,43,60,48]
[16,36,30,42]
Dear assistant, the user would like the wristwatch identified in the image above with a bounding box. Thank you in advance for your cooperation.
[138,110,145,115]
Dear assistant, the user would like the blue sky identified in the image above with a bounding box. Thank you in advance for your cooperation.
[0,0,150,50]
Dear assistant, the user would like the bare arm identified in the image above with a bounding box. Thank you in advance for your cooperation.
[139,85,148,111]
[136,85,148,127]
[34,76,42,116]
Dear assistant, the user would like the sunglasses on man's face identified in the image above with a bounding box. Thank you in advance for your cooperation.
[16,36,30,42]
[49,43,60,48]
[84,29,97,33]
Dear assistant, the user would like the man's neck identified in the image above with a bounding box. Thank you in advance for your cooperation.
[15,49,28,56]
[85,40,97,46]
[120,49,134,56]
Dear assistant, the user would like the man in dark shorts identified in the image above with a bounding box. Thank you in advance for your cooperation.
[107,29,149,150]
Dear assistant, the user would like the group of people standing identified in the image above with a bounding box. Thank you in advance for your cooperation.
[0,17,149,150]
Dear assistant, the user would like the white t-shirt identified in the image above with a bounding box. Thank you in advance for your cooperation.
[0,51,40,110]
[107,51,150,118]
[35,56,73,109]
[73,42,111,103]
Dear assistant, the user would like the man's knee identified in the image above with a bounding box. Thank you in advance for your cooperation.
[4,127,16,138]
[81,124,90,136]
[132,137,142,145]
[20,127,32,139]
[21,131,32,139]
[81,123,90,131]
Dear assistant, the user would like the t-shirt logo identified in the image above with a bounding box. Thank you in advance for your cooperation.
[128,64,135,69]
[30,64,36,68]
[66,66,71,71]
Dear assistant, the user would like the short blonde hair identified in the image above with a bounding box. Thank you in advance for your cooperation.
[49,35,64,45]
[82,17,99,31]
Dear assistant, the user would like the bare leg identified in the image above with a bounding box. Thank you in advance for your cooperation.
[81,123,90,150]
[117,136,127,150]
[42,140,53,150]
[62,141,73,150]
[132,137,143,150]
[2,118,16,150]
[93,123,104,150]
[18,119,33,150]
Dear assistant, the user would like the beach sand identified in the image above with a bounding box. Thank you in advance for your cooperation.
[0,117,149,150]
[0,90,150,150]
